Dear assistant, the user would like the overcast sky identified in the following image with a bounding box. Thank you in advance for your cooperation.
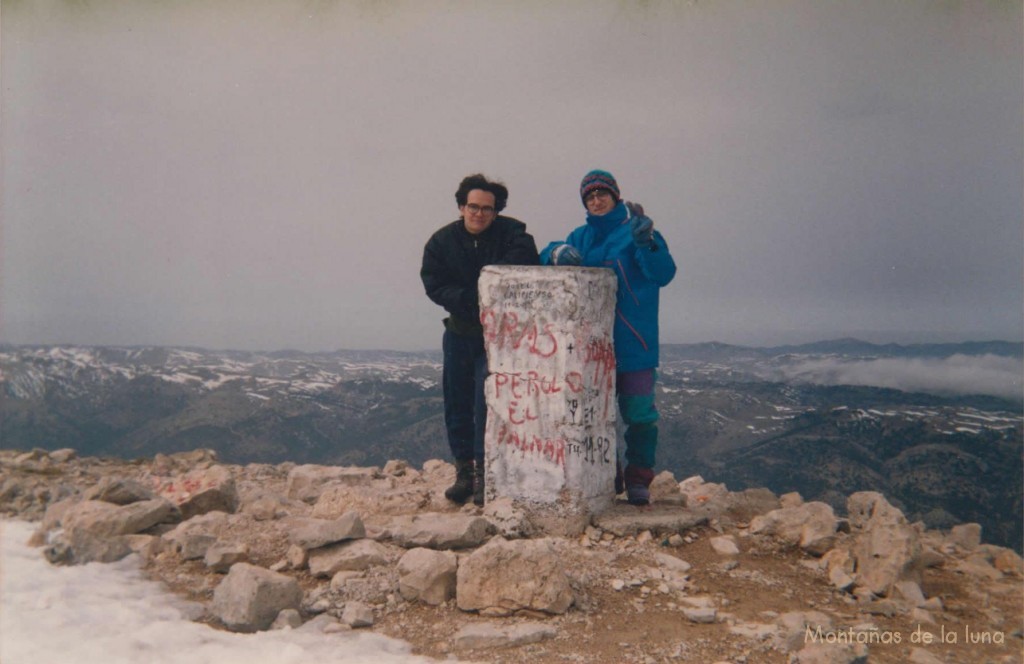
[3,0,1021,352]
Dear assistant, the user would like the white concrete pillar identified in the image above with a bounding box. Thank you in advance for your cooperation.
[478,265,618,533]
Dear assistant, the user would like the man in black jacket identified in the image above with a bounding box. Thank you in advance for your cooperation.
[421,174,539,506]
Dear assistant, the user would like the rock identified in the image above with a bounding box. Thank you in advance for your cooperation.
[340,601,374,628]
[726,487,779,520]
[846,491,920,597]
[454,622,558,650]
[947,523,982,551]
[992,547,1024,576]
[892,580,926,607]
[29,497,80,546]
[64,498,179,539]
[779,491,804,508]
[654,552,692,575]
[592,505,707,537]
[288,513,366,550]
[163,511,232,560]
[82,478,157,505]
[205,542,250,572]
[270,609,303,630]
[307,539,396,577]
[457,537,573,616]
[124,534,164,560]
[387,513,494,550]
[56,498,179,563]
[49,448,78,463]
[397,548,458,605]
[210,563,303,633]
[649,470,681,500]
[709,535,740,556]
[311,482,431,518]
[382,459,410,476]
[790,642,868,663]
[482,497,538,539]
[151,465,239,519]
[749,501,837,555]
[774,611,834,653]
[286,464,380,504]
[683,607,717,623]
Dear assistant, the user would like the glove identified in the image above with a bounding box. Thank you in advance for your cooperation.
[631,215,654,248]
[551,244,582,266]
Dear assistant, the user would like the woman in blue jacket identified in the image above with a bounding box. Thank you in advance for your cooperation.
[541,170,676,505]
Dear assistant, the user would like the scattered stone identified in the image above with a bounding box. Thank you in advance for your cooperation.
[163,511,231,560]
[82,478,157,505]
[454,622,557,650]
[150,465,238,519]
[947,523,982,551]
[397,548,458,605]
[308,539,397,577]
[288,512,366,550]
[683,607,717,623]
[340,601,374,628]
[845,492,920,597]
[210,563,303,633]
[286,464,379,504]
[779,491,804,508]
[456,537,573,616]
[709,536,740,556]
[387,513,494,550]
[749,501,837,556]
[204,542,250,573]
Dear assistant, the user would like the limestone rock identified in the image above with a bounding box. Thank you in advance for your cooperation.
[340,601,375,628]
[397,548,458,605]
[150,465,238,519]
[790,642,868,663]
[286,464,380,503]
[387,513,494,550]
[270,609,303,630]
[82,478,157,505]
[454,622,558,650]
[749,501,837,555]
[163,511,232,560]
[482,497,538,539]
[846,491,921,597]
[211,562,303,633]
[709,535,740,556]
[311,482,431,518]
[947,522,982,551]
[287,512,366,550]
[205,542,250,573]
[457,537,573,616]
[308,539,397,577]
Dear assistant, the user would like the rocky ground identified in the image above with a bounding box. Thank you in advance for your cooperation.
[1,447,1022,664]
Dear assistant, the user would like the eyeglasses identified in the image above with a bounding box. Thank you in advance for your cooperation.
[584,189,612,203]
[464,204,496,216]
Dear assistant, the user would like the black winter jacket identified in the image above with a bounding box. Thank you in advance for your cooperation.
[421,216,539,333]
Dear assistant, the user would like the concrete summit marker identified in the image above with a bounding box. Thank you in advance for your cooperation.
[479,265,618,533]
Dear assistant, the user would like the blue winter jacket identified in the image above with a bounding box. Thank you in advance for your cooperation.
[540,201,676,372]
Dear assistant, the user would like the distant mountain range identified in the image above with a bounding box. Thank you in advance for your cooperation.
[1,340,1020,549]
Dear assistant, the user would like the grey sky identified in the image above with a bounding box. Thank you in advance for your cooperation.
[3,0,1021,352]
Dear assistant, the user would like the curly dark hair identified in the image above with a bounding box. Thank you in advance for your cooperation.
[455,174,508,212]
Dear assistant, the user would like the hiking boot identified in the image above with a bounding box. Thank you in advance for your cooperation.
[445,459,475,504]
[626,484,650,506]
[624,465,655,506]
[472,463,485,507]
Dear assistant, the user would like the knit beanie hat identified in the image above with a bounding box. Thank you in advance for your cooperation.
[580,170,620,204]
